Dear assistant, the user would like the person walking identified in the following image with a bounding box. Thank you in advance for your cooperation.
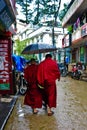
[37,54,60,116]
[24,58,42,114]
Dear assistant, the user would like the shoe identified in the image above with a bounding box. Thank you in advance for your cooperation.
[48,111,54,116]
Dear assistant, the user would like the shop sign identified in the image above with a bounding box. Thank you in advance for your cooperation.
[81,23,87,37]
[0,38,12,93]
[0,0,15,29]
[62,34,71,48]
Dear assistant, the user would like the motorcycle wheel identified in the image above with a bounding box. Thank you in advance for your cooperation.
[19,86,27,95]
[71,72,74,78]
[61,70,67,77]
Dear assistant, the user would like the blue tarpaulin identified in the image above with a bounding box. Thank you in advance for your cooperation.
[12,54,26,72]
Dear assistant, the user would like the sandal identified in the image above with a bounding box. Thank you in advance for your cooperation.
[33,109,38,114]
[48,111,54,116]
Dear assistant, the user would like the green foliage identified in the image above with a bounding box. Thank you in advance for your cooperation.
[16,0,33,24]
[67,25,73,33]
[15,39,27,59]
[15,39,27,55]
[15,38,37,60]
[58,3,68,21]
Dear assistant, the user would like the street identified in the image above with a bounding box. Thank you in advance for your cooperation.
[4,76,87,130]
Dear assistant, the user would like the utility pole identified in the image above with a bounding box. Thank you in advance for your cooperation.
[52,0,61,60]
[52,21,55,47]
[52,0,56,47]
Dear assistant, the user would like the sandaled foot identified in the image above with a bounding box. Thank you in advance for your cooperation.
[33,109,38,114]
[48,111,54,116]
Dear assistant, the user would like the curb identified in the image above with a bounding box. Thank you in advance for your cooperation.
[0,95,18,130]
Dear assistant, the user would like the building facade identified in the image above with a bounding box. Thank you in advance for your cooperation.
[62,0,87,73]
[62,0,87,67]
[0,0,17,94]
[16,25,67,61]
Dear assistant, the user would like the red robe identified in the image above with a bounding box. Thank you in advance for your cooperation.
[37,58,60,108]
[24,64,42,108]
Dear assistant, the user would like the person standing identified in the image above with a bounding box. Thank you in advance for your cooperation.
[24,58,42,114]
[37,54,60,116]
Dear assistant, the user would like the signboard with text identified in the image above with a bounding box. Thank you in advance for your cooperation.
[62,34,71,48]
[0,37,13,94]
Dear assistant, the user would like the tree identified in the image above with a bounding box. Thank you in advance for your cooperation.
[15,39,28,59]
[15,38,37,60]
[16,0,61,26]
[16,0,33,24]
[58,3,70,21]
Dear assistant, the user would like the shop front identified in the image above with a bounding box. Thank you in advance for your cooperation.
[0,36,13,94]
[0,0,16,95]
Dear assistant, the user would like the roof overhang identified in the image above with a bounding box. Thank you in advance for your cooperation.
[62,0,87,28]
[0,0,16,31]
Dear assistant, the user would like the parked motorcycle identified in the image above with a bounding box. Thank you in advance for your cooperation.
[16,72,28,95]
[19,73,28,95]
[58,63,68,77]
[71,65,82,80]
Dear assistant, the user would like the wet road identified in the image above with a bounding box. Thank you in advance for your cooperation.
[4,77,87,130]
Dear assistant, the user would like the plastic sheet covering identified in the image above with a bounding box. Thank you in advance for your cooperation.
[12,54,26,72]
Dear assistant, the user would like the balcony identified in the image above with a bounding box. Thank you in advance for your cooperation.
[72,27,82,43]
[62,0,87,27]
[71,23,87,47]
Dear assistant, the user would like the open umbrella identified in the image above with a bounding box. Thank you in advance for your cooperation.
[21,43,57,54]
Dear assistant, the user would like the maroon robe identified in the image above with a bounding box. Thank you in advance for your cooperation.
[37,58,60,108]
[24,64,42,108]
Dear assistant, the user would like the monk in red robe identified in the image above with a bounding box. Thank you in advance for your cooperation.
[37,54,60,116]
[24,58,42,114]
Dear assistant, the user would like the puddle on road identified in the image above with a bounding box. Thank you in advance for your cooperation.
[4,77,87,130]
[4,96,59,130]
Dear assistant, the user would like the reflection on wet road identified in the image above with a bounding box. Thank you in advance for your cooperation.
[4,77,87,130]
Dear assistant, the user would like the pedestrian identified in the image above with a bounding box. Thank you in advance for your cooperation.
[24,58,42,114]
[37,54,60,116]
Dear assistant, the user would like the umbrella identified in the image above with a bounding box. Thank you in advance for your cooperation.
[21,43,57,54]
